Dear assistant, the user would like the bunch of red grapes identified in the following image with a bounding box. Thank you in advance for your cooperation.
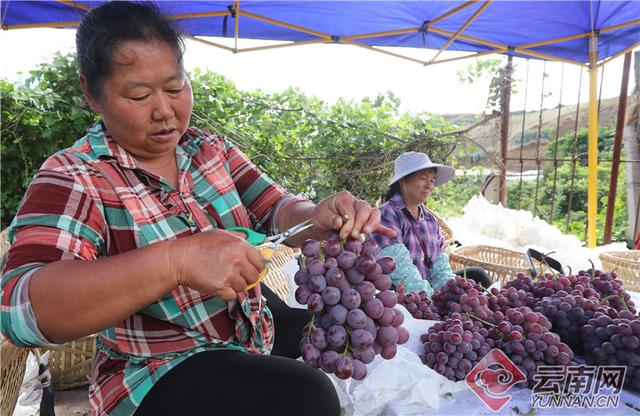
[396,285,441,320]
[583,308,640,391]
[296,236,408,380]
[430,276,493,321]
[406,264,638,388]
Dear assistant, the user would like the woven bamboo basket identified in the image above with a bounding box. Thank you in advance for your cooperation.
[0,229,9,258]
[1,229,30,416]
[262,245,299,301]
[449,245,541,287]
[0,338,29,416]
[430,210,455,252]
[599,250,640,292]
[40,335,97,390]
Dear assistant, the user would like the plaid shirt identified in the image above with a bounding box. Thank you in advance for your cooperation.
[1,121,297,415]
[373,193,444,280]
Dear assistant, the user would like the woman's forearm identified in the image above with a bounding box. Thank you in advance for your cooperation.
[28,240,177,343]
[277,200,317,247]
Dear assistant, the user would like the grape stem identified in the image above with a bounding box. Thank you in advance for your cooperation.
[588,259,596,278]
[540,251,559,278]
[605,295,629,311]
[341,327,352,358]
[467,313,496,328]
[318,241,327,262]
[306,315,317,338]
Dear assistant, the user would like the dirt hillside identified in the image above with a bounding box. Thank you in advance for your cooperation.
[441,95,636,171]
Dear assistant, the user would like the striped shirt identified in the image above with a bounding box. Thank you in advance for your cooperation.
[373,193,444,280]
[1,121,298,415]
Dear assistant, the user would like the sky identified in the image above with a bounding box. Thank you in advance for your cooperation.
[0,27,636,115]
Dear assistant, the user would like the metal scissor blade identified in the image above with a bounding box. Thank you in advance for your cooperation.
[266,219,314,246]
[245,220,312,291]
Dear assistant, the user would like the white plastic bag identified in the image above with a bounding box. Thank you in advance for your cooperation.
[283,257,306,309]
[12,351,50,416]
[329,307,468,416]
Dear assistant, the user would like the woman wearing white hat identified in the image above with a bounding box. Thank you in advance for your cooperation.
[372,152,490,296]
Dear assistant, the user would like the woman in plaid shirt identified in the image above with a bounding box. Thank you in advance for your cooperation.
[373,152,491,296]
[1,2,394,415]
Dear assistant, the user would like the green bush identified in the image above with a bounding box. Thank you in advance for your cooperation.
[1,54,97,227]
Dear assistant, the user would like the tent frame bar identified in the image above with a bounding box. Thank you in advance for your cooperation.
[1,21,79,29]
[598,40,640,67]
[236,38,332,53]
[514,48,586,67]
[184,34,235,52]
[427,48,508,65]
[233,1,240,52]
[517,18,640,50]
[57,1,90,11]
[429,0,491,64]
[430,1,480,25]
[341,40,427,65]
[238,9,332,40]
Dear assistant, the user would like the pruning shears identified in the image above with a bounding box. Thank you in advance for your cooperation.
[228,219,314,290]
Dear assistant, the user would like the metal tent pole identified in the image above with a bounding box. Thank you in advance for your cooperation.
[603,52,632,244]
[499,55,513,205]
[587,32,599,248]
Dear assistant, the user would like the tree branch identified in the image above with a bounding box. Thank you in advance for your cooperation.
[435,110,501,138]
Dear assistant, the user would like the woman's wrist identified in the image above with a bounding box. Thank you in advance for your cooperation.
[164,239,184,289]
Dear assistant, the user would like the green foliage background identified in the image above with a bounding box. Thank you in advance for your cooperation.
[507,127,629,244]
[0,53,630,247]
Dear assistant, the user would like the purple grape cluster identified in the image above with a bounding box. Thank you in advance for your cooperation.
[532,292,602,353]
[419,313,493,381]
[487,307,576,388]
[504,273,536,292]
[487,286,536,313]
[418,306,577,386]
[506,272,596,300]
[396,285,441,320]
[506,270,636,315]
[297,236,408,380]
[582,308,640,391]
[430,276,493,321]
[585,270,637,314]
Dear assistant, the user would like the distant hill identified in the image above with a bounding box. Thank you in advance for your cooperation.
[440,95,636,170]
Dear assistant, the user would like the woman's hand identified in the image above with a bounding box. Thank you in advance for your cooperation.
[167,230,264,301]
[312,191,396,240]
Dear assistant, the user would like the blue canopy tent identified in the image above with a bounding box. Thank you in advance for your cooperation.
[2,0,639,246]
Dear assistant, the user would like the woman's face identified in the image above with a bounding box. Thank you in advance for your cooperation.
[400,168,437,205]
[82,39,193,167]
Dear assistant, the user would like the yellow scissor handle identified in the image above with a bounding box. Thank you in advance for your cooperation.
[245,245,275,290]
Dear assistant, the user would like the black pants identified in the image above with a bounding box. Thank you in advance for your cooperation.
[454,266,492,288]
[136,285,340,416]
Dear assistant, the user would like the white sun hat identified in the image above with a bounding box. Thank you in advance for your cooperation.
[389,151,455,186]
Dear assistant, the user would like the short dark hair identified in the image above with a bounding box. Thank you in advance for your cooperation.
[382,182,400,202]
[76,1,185,99]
